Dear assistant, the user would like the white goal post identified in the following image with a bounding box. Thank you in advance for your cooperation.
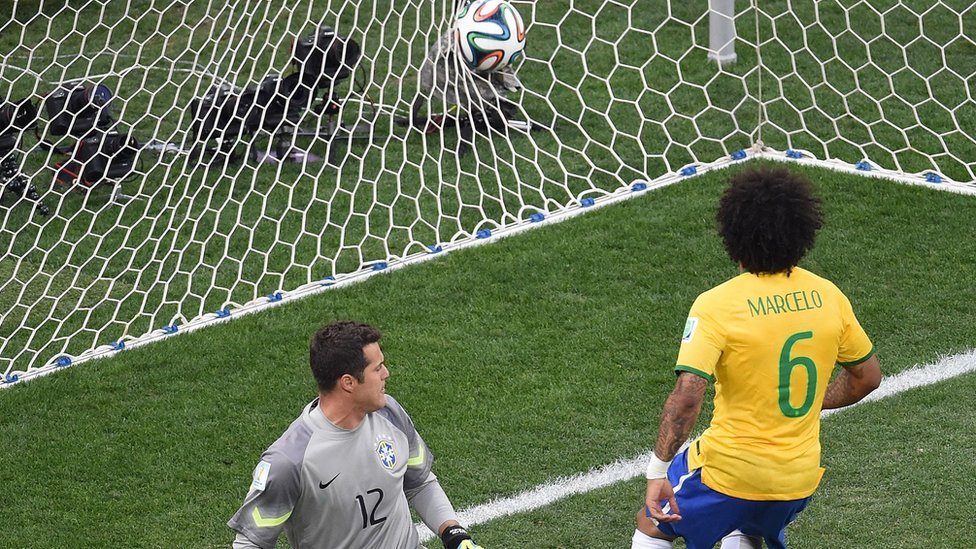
[1,0,975,386]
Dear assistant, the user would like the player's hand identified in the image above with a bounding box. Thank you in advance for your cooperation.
[645,478,681,523]
[441,525,483,549]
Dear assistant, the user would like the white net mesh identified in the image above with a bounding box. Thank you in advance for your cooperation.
[1,0,974,384]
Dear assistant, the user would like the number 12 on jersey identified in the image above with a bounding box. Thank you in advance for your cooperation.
[355,488,387,529]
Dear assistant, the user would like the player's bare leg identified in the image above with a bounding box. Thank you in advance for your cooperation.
[631,508,676,549]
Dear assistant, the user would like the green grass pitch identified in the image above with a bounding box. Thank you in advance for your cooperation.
[1,165,974,547]
[1,0,976,547]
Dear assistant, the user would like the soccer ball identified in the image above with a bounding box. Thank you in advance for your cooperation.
[454,0,526,72]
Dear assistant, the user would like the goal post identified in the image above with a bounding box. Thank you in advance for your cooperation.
[709,0,738,66]
[1,0,974,386]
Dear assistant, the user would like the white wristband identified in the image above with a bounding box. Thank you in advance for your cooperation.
[645,453,672,480]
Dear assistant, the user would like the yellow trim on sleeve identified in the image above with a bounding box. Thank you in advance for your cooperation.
[252,507,292,528]
[407,444,426,467]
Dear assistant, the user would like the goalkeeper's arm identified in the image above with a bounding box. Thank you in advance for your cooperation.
[439,524,483,549]
[406,472,483,548]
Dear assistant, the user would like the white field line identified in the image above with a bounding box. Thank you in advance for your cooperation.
[416,348,976,541]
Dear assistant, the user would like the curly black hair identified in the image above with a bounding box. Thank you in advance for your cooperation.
[309,320,383,392]
[716,167,823,275]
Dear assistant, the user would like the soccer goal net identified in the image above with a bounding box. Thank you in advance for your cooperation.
[1,0,974,385]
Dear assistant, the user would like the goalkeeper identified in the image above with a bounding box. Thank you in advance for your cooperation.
[228,321,483,549]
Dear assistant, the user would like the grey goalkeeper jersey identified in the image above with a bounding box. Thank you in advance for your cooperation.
[228,395,457,549]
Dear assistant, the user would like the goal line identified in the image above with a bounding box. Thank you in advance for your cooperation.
[4,146,972,388]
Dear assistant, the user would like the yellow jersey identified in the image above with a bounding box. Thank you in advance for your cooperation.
[676,267,874,501]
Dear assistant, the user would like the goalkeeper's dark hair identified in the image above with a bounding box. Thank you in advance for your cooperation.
[716,166,823,275]
[309,320,383,392]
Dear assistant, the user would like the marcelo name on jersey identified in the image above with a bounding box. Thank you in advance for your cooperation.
[747,289,823,317]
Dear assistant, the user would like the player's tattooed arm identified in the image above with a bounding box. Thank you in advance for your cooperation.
[822,369,860,409]
[654,372,708,460]
[822,354,882,410]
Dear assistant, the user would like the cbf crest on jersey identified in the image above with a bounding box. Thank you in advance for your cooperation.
[375,435,397,470]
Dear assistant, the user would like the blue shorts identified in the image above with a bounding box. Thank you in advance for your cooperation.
[648,448,811,549]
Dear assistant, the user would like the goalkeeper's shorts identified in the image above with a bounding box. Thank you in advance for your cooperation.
[648,448,811,549]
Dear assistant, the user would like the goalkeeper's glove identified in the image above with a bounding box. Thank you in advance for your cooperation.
[441,525,484,549]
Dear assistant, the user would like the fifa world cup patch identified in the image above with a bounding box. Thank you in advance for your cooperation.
[251,460,271,492]
[682,317,699,342]
[375,435,398,470]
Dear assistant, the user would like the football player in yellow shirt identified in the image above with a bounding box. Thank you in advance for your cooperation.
[631,167,882,549]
